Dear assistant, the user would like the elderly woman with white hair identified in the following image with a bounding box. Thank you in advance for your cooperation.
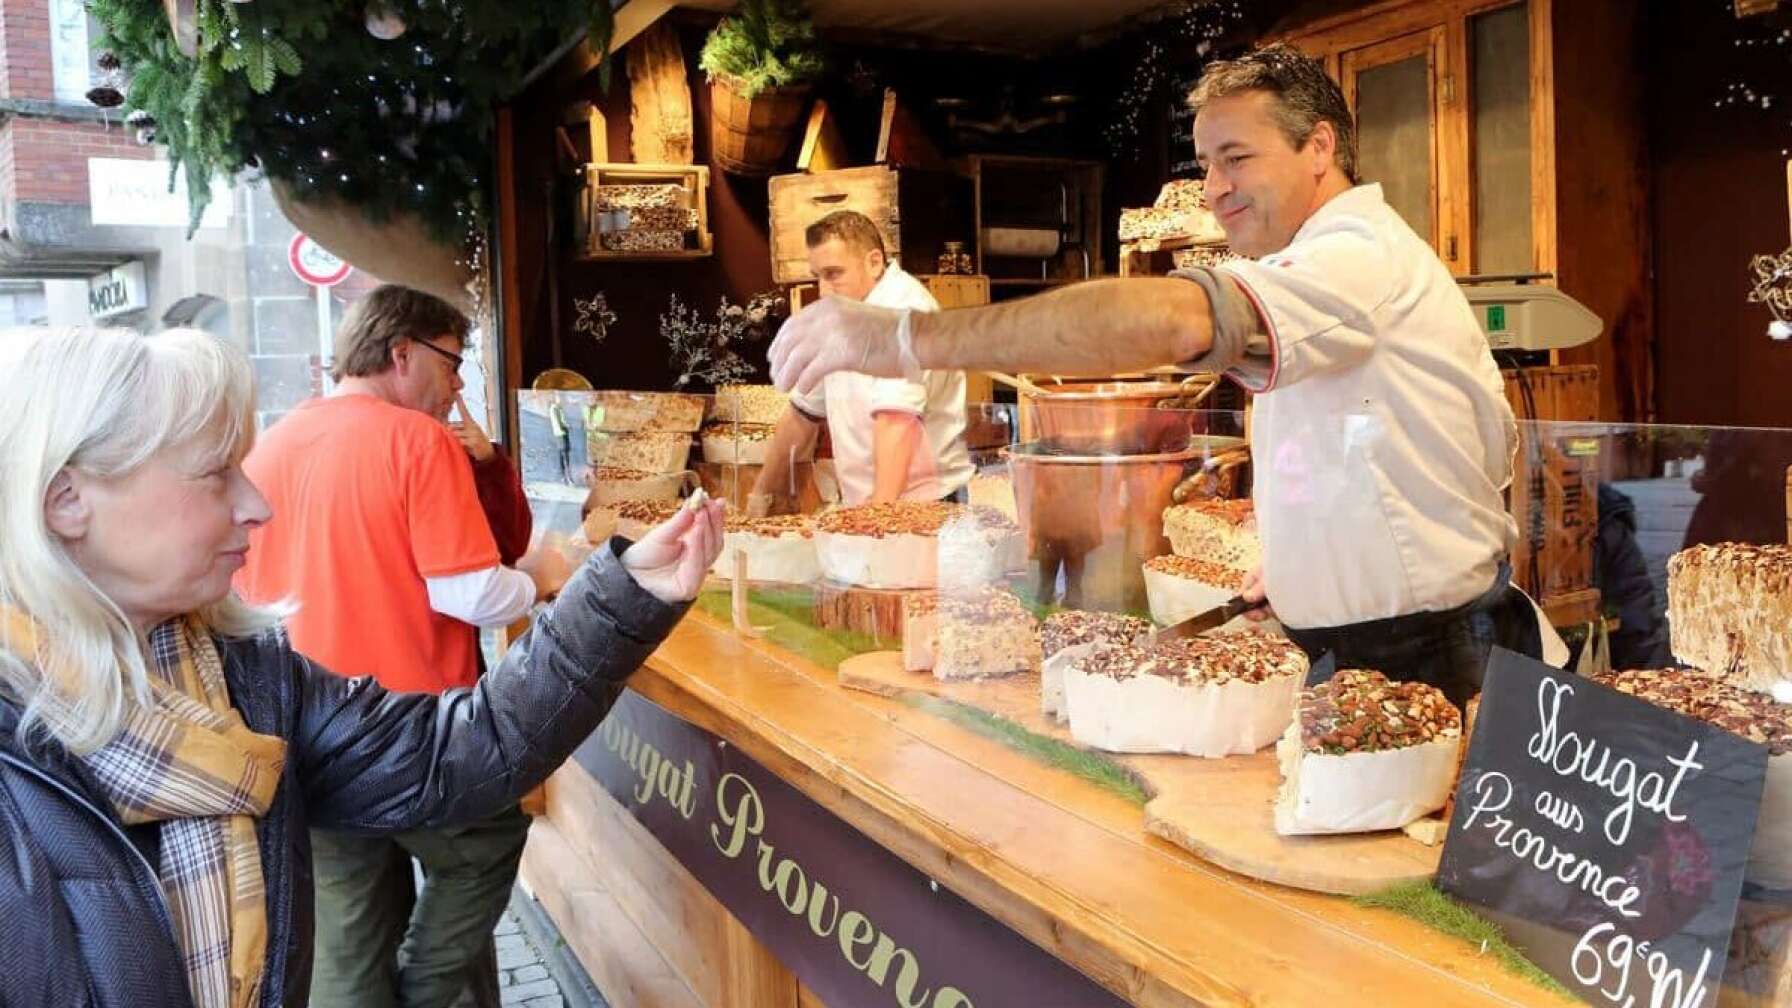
[0,326,723,1008]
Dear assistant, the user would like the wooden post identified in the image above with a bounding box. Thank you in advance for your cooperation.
[587,106,608,164]
[731,550,761,638]
[797,100,849,173]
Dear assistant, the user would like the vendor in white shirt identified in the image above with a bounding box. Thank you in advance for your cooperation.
[749,210,973,515]
[764,45,1557,705]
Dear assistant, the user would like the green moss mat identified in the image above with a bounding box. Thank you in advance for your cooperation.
[694,588,881,668]
[695,588,1147,805]
[1353,881,1570,997]
[900,695,1149,806]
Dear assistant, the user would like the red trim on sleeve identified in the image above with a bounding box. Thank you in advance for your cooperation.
[1223,269,1283,393]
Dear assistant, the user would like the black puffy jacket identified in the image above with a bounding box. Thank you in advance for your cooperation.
[0,541,686,1008]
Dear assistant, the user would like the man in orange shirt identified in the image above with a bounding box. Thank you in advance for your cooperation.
[238,285,571,1008]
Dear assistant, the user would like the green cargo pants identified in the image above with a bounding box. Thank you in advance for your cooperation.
[308,804,531,1008]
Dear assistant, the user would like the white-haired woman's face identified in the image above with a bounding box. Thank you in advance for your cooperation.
[45,435,271,630]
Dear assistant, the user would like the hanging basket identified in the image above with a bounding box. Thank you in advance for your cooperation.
[707,75,811,176]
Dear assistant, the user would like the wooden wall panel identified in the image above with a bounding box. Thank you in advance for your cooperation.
[529,761,800,1008]
[518,820,703,1008]
[1548,0,1651,423]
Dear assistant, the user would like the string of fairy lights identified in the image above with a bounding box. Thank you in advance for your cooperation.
[1103,0,1248,159]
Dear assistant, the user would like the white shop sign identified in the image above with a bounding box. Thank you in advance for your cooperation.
[88,158,232,230]
[88,261,148,319]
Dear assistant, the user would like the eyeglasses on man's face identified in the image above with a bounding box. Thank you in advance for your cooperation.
[410,338,465,372]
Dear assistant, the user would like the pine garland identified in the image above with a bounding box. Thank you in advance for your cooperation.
[85,0,617,243]
[697,0,824,99]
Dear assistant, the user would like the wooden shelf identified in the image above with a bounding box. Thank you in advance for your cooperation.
[575,249,713,262]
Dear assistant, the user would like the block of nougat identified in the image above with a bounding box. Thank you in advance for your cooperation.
[1667,543,1792,694]
[1063,631,1306,757]
[901,587,1040,682]
[1162,498,1259,571]
[1274,670,1462,836]
[1038,610,1153,722]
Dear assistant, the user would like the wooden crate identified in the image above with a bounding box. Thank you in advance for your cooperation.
[768,166,973,284]
[770,166,899,283]
[1502,366,1601,625]
[578,162,712,261]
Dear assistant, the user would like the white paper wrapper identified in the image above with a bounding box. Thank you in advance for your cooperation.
[706,531,819,584]
[1144,566,1281,634]
[1064,665,1300,757]
[1040,644,1091,722]
[903,611,937,673]
[814,529,1022,590]
[1273,725,1460,835]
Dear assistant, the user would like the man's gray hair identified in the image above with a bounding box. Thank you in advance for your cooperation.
[1189,43,1360,184]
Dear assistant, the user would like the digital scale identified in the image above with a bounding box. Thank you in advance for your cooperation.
[1456,274,1603,352]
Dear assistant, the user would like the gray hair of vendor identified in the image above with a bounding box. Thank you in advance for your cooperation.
[331,283,471,382]
[1188,43,1361,185]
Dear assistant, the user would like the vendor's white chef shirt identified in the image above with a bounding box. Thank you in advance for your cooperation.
[790,263,974,504]
[1213,184,1519,630]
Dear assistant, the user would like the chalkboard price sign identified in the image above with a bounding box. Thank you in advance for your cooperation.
[1437,649,1767,1008]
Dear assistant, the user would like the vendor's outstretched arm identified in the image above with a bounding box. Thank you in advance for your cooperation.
[915,278,1214,375]
[769,277,1217,394]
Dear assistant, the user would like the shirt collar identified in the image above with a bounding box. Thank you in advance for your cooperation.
[867,260,909,301]
[1285,183,1385,247]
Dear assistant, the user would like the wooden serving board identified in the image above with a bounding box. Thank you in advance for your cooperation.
[838,650,1442,896]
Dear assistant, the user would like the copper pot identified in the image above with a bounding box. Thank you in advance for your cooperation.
[1019,379,1216,455]
[1005,435,1244,611]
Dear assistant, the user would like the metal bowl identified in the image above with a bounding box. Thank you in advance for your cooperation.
[1020,380,1214,455]
[1004,436,1244,611]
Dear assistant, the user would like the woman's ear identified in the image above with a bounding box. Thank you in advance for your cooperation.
[44,469,91,541]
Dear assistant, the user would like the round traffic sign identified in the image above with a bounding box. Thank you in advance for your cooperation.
[288,233,352,287]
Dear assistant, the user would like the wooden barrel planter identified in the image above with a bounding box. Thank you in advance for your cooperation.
[708,75,810,176]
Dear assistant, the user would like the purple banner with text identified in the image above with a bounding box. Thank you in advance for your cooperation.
[573,690,1128,1008]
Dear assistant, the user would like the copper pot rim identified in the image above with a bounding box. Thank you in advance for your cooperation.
[1002,436,1245,465]
[1019,380,1192,402]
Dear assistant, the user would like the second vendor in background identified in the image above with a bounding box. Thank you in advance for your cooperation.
[749,210,972,515]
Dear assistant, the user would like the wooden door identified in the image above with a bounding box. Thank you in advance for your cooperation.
[1337,27,1470,274]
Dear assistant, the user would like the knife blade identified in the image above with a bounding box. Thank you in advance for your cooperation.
[1153,595,1259,641]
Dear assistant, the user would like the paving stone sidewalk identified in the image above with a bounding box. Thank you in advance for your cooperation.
[475,889,609,1008]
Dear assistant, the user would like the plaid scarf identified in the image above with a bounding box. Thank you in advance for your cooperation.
[3,611,286,1008]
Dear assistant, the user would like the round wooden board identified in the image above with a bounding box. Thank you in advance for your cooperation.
[837,650,1441,897]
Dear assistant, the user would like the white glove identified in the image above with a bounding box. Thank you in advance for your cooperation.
[768,297,918,394]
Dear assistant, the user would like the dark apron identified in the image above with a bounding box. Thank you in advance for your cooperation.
[1283,562,1542,709]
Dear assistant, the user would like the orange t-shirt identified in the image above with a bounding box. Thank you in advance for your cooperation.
[236,395,499,694]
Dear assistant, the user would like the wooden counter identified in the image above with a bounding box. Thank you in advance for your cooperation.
[521,611,1577,1008]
